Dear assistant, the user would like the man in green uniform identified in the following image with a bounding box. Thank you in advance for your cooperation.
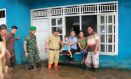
[24,26,41,70]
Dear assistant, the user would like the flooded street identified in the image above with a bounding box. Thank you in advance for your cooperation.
[9,64,131,79]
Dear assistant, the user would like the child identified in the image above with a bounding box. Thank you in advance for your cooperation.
[61,35,72,58]
[0,35,6,79]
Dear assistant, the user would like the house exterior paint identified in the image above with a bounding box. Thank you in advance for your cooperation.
[0,0,131,69]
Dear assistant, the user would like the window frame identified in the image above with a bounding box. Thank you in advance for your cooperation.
[97,13,118,56]
[0,8,6,25]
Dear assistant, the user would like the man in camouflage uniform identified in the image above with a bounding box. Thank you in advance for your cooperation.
[24,26,41,70]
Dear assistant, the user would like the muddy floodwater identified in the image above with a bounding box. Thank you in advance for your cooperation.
[9,64,131,79]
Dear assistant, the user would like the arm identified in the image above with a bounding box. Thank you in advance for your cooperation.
[0,43,6,59]
[24,41,28,58]
[59,40,63,45]
[15,35,20,40]
[4,34,11,58]
[94,34,100,54]
[70,41,77,45]
[24,37,29,58]
[5,33,10,42]
[85,38,88,50]
[63,41,69,45]
[60,41,63,53]
[78,42,84,50]
[94,39,99,52]
[45,37,50,53]
[24,42,27,53]
[45,40,49,48]
[6,49,11,58]
[69,37,78,45]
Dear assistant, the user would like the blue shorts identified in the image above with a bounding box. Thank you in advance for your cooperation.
[80,50,87,57]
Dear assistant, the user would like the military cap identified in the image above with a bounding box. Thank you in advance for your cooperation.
[30,26,37,31]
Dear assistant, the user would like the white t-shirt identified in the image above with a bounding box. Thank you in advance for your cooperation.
[87,33,99,46]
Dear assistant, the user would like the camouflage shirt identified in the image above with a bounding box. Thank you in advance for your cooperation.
[24,33,37,51]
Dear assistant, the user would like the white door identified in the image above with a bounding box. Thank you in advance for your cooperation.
[32,18,50,60]
[0,18,6,25]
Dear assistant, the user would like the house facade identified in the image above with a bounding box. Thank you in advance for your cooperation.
[0,0,131,69]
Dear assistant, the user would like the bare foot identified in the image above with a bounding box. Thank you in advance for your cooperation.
[81,60,85,64]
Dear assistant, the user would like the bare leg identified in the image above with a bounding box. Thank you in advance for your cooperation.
[0,69,4,79]
[82,57,86,64]
[68,50,72,58]
[3,66,9,79]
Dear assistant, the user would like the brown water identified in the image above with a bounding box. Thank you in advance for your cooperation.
[9,64,131,79]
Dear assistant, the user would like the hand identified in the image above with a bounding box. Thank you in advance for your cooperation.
[25,52,28,58]
[6,51,11,58]
[82,49,86,52]
[60,41,63,44]
[59,49,62,53]
[67,42,70,45]
[45,48,48,53]
[17,35,20,40]
[60,41,63,45]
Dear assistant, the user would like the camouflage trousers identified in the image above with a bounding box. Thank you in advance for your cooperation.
[27,49,41,70]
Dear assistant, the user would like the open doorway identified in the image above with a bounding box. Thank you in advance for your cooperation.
[66,16,80,36]
[65,15,97,36]
[82,15,97,36]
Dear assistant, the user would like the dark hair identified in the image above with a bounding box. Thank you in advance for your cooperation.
[0,24,7,30]
[0,34,3,42]
[11,26,18,29]
[87,25,94,30]
[79,31,83,34]
[64,35,68,38]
